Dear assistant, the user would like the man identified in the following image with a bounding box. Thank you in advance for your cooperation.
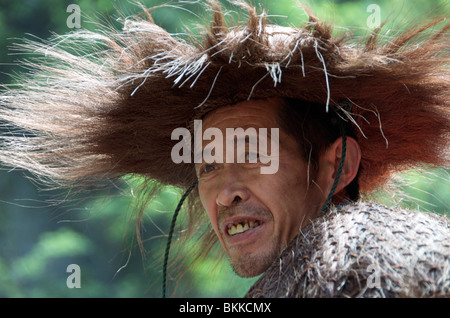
[195,98,361,278]
[0,1,449,297]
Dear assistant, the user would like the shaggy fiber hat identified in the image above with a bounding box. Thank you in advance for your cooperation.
[0,0,449,194]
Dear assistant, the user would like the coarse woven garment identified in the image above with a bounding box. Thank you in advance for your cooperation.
[246,202,450,298]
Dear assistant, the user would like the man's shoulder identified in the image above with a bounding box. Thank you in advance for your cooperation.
[246,201,450,298]
[298,202,449,264]
[333,201,448,225]
[324,201,449,247]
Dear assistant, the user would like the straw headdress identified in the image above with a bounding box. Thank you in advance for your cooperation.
[0,1,449,197]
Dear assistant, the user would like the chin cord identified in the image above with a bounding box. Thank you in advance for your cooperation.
[319,110,348,216]
[162,180,198,298]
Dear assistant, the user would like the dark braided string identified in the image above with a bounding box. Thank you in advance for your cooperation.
[320,115,347,215]
[162,180,198,298]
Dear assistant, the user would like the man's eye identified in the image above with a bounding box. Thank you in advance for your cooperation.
[199,164,217,175]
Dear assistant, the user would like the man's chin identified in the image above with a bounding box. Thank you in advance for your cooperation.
[228,250,279,278]
[231,265,265,278]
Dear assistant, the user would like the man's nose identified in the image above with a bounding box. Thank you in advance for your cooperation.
[215,167,251,207]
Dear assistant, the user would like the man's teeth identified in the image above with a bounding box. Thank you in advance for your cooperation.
[227,220,260,236]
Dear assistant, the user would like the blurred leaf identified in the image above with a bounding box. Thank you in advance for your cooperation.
[12,227,90,280]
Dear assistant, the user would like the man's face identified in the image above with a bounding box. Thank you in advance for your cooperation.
[195,98,324,277]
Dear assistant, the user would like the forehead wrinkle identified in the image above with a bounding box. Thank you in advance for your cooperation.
[201,98,283,129]
[203,113,276,131]
[197,99,302,163]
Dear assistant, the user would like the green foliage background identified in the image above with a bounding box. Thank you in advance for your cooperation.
[0,0,448,298]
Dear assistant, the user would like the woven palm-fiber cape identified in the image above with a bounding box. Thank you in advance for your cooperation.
[246,202,450,298]
[0,0,448,193]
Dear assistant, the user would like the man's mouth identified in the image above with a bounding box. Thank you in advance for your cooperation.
[226,219,261,236]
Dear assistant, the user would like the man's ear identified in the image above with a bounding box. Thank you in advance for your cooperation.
[317,137,361,197]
